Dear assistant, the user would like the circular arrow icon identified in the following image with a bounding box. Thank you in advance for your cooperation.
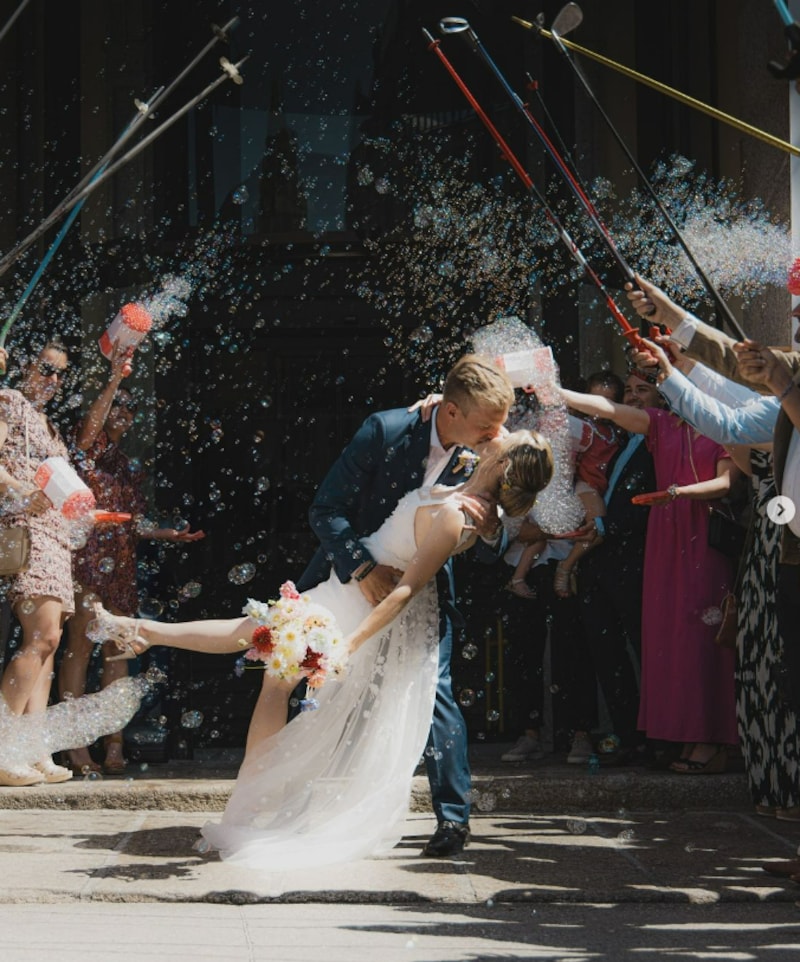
[766,495,796,525]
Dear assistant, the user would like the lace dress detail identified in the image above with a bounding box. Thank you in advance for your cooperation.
[201,486,467,871]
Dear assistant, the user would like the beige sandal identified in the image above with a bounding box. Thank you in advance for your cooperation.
[506,578,537,600]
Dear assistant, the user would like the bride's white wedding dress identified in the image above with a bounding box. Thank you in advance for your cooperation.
[200,484,469,872]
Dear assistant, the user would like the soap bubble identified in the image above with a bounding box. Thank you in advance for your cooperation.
[228,563,256,585]
[139,598,164,618]
[180,710,204,729]
[458,689,476,708]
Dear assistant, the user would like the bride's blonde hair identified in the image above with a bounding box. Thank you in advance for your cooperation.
[495,430,554,517]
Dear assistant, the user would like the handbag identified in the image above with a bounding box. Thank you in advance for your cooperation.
[0,525,30,575]
[707,505,746,558]
[0,408,33,576]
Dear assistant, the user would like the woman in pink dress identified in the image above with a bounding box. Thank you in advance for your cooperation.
[562,384,739,773]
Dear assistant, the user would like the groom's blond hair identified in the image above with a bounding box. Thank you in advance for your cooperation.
[442,354,514,414]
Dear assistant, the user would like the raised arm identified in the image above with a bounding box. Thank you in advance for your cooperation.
[345,504,463,655]
[560,388,651,435]
[74,345,130,451]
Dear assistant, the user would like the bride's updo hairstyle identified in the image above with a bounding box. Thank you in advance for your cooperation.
[496,430,554,517]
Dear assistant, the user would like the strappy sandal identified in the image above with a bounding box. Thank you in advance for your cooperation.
[670,746,728,774]
[553,562,576,599]
[87,604,150,661]
[102,734,127,776]
[506,578,537,600]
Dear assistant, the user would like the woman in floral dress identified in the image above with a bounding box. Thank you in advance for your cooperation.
[0,342,75,786]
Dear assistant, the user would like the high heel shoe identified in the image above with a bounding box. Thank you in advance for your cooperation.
[670,746,728,775]
[87,604,150,661]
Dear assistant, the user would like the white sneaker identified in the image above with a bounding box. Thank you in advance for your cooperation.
[501,733,545,762]
[567,731,594,764]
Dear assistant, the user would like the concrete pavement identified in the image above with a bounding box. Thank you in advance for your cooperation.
[1,744,800,961]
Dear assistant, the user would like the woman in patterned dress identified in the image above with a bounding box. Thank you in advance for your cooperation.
[735,450,800,815]
[58,350,204,776]
[0,342,75,786]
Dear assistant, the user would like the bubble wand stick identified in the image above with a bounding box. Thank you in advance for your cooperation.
[422,28,642,348]
[513,3,746,340]
[0,18,241,364]
[0,54,247,290]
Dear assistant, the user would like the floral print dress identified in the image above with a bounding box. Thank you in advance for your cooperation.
[0,389,74,612]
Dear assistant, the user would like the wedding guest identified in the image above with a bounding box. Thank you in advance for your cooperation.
[59,349,205,776]
[575,372,663,762]
[625,280,800,819]
[626,277,800,712]
[645,342,799,814]
[561,378,740,773]
[0,341,75,786]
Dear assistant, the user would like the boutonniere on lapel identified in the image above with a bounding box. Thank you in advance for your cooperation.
[453,450,480,477]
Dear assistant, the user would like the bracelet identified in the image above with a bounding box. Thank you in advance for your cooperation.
[778,379,796,403]
[353,560,377,582]
[667,483,679,500]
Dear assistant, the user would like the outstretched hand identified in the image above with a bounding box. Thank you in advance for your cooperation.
[153,525,206,543]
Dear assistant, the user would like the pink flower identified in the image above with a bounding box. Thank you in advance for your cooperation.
[279,581,301,600]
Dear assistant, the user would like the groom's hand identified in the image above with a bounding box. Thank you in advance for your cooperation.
[459,492,501,541]
[358,563,402,606]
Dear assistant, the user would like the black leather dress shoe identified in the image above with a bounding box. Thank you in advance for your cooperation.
[421,821,470,857]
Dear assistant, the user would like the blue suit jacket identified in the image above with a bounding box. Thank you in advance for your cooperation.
[297,407,504,593]
[297,408,432,591]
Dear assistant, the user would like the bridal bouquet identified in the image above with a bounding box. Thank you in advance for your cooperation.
[242,581,347,690]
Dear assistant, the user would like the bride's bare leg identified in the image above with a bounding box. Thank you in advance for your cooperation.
[136,616,254,654]
[243,673,296,760]
[92,608,255,655]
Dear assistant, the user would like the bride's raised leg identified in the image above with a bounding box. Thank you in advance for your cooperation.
[88,605,255,657]
[243,672,296,761]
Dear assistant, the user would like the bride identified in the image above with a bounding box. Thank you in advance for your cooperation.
[90,429,553,871]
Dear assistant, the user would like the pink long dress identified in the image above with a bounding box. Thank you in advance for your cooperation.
[638,408,738,744]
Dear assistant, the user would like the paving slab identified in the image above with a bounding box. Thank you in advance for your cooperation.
[1,808,799,907]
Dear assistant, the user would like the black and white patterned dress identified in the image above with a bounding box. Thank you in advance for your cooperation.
[736,449,799,809]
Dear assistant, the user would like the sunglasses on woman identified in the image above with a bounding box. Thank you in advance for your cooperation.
[37,361,67,379]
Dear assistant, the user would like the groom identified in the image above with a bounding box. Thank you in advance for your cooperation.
[296,354,514,856]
